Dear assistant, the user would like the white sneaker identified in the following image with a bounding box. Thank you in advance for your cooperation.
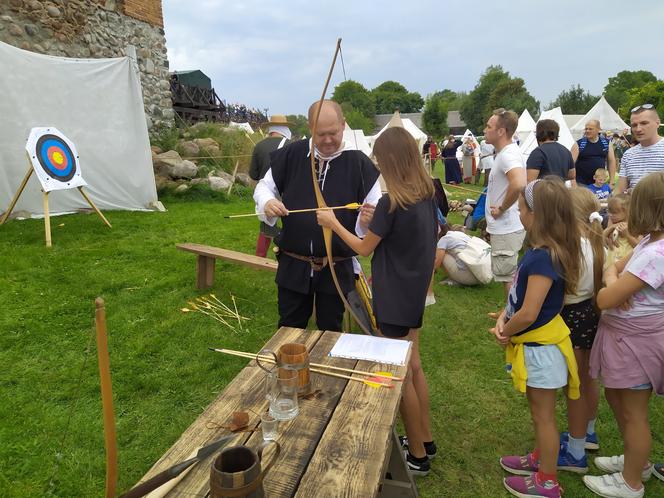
[425,295,436,306]
[594,455,653,481]
[583,472,644,498]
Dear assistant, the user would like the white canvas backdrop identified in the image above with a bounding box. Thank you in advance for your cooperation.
[0,41,158,217]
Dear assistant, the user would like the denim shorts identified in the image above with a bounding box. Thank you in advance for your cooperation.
[524,345,568,389]
[630,382,653,391]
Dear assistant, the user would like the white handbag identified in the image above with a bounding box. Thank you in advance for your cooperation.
[456,236,493,284]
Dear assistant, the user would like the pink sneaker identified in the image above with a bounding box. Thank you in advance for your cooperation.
[500,452,539,476]
[504,473,561,498]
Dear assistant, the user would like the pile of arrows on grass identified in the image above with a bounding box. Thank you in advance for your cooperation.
[181,294,249,333]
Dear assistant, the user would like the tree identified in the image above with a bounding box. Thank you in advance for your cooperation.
[422,92,449,138]
[371,80,424,114]
[332,80,375,117]
[547,84,599,114]
[285,114,309,139]
[604,70,657,111]
[339,102,375,135]
[436,89,467,111]
[459,65,511,132]
[620,80,664,123]
[484,78,540,121]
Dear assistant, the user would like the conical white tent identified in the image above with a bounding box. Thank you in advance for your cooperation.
[343,123,372,157]
[516,109,537,144]
[520,107,575,160]
[570,96,629,139]
[372,111,428,150]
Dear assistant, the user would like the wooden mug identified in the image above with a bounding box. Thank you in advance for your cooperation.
[277,343,311,395]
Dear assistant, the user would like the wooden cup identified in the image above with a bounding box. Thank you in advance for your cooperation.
[277,343,311,395]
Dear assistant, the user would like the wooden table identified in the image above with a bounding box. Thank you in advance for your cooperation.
[134,327,418,497]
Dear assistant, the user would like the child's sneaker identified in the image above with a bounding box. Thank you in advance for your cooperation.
[583,472,644,498]
[560,430,600,450]
[504,472,561,498]
[500,452,539,476]
[557,443,588,473]
[403,450,430,476]
[653,463,664,482]
[398,436,437,459]
[594,455,653,482]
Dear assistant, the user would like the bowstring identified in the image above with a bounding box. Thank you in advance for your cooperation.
[338,44,360,155]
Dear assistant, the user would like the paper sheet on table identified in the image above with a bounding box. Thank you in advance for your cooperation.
[328,334,411,366]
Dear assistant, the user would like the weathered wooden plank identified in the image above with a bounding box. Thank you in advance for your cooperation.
[244,331,358,498]
[133,327,321,497]
[293,347,411,498]
[177,243,278,273]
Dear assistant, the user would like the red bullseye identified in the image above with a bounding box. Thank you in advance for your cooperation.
[47,146,68,171]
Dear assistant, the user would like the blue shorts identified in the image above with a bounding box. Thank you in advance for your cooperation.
[630,383,653,391]
[524,345,568,389]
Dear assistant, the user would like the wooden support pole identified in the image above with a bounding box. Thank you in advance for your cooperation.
[227,160,239,195]
[43,191,52,248]
[77,187,112,228]
[0,165,33,225]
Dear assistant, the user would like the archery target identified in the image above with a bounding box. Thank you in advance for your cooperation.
[26,127,86,192]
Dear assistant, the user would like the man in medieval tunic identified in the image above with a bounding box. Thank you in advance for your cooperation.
[253,100,381,331]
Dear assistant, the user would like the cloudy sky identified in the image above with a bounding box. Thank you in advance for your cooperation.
[162,0,664,117]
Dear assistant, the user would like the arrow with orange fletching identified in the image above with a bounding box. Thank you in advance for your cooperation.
[224,202,361,219]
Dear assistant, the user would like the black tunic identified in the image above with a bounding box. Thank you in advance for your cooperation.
[270,139,380,295]
[369,194,437,327]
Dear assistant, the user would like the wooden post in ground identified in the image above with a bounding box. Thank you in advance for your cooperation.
[43,191,52,248]
[0,164,34,225]
[77,187,112,228]
[227,160,239,195]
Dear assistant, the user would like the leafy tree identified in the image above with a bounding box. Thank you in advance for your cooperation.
[422,93,449,138]
[340,102,375,135]
[332,80,375,117]
[604,70,657,111]
[484,78,539,120]
[459,65,511,132]
[620,80,664,123]
[436,89,467,111]
[371,80,424,114]
[547,84,599,114]
[285,114,310,139]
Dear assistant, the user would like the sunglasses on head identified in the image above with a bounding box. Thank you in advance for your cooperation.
[631,103,655,113]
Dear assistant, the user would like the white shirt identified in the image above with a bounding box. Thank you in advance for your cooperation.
[564,237,595,304]
[485,143,525,235]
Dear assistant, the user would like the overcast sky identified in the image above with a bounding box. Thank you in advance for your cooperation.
[162,0,664,117]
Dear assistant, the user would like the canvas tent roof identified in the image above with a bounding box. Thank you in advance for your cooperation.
[0,41,158,218]
[228,121,254,134]
[570,96,629,138]
[520,106,575,160]
[372,111,428,150]
[516,109,537,144]
[343,123,372,157]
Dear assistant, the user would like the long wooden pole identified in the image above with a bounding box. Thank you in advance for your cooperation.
[225,203,361,219]
[43,191,52,248]
[78,187,112,228]
[95,298,118,498]
[0,164,33,225]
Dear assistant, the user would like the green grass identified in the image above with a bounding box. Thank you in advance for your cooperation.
[1,174,662,497]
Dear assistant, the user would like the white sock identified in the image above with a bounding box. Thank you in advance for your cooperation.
[586,418,596,434]
[567,435,586,460]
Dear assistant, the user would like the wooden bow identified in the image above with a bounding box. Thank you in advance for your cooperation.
[310,38,370,335]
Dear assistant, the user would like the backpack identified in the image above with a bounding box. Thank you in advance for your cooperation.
[457,236,493,284]
[578,136,609,153]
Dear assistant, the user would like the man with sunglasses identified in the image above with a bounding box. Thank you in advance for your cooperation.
[616,104,664,193]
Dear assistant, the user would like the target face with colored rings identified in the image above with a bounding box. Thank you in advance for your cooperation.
[36,134,76,181]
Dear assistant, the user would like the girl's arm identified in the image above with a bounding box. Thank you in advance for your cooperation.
[434,248,446,269]
[596,271,647,310]
[501,275,553,337]
[603,249,634,286]
[316,210,381,257]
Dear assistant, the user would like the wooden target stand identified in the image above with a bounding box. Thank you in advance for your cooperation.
[0,153,112,247]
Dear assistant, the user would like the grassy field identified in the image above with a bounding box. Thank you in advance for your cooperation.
[1,172,662,497]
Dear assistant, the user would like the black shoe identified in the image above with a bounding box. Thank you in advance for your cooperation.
[654,463,664,482]
[404,450,430,476]
[399,436,437,460]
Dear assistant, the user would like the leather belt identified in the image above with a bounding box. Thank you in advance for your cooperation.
[280,250,352,271]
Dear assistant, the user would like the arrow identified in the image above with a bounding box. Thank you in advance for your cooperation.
[224,202,361,219]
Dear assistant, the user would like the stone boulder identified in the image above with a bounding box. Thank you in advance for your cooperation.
[170,160,198,179]
[154,174,176,191]
[193,138,220,156]
[190,178,209,186]
[179,140,200,157]
[209,176,232,192]
[153,150,182,176]
[175,184,189,193]
[208,170,234,183]
[235,173,253,187]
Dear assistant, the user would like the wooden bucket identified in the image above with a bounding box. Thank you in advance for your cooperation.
[277,342,310,395]
[209,441,280,498]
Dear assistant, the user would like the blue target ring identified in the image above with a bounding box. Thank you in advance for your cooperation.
[35,134,77,182]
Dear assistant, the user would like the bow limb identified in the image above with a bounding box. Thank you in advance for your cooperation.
[310,39,371,335]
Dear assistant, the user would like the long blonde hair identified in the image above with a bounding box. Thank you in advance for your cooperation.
[569,187,605,299]
[373,127,434,212]
[524,177,581,295]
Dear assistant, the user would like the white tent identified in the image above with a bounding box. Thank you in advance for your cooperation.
[456,129,481,162]
[228,121,254,134]
[516,109,537,145]
[372,111,428,151]
[343,123,372,157]
[0,41,158,218]
[520,107,575,160]
[570,96,629,139]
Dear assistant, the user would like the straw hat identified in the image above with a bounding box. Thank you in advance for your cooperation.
[263,114,293,127]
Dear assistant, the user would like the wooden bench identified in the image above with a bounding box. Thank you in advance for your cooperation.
[177,243,278,289]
